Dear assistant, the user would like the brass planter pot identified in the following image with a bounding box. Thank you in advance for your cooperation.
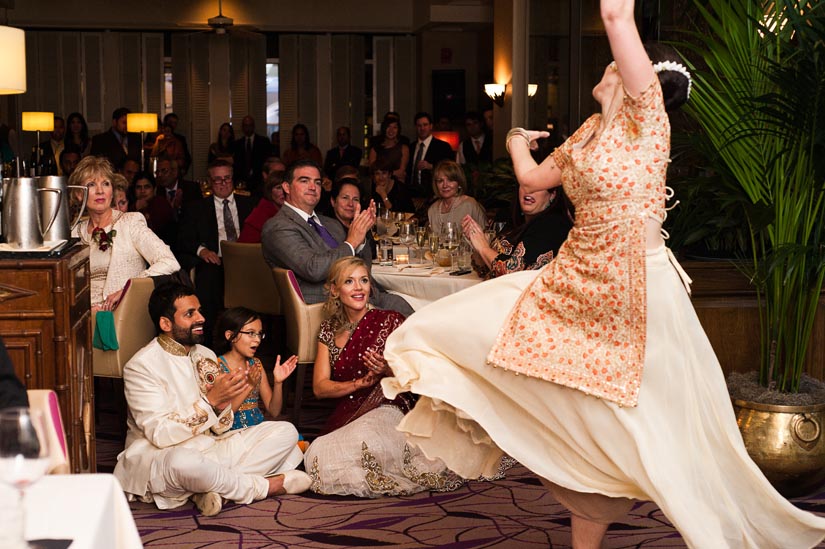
[733,399,825,497]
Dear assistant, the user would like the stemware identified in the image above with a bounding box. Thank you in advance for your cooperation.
[441,222,459,251]
[428,233,440,266]
[493,221,507,235]
[0,408,51,548]
[398,221,416,261]
[415,226,428,248]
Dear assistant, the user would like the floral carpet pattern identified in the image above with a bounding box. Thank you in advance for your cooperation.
[97,381,825,548]
[128,464,825,548]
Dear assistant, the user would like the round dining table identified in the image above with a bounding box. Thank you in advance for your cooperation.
[371,263,483,311]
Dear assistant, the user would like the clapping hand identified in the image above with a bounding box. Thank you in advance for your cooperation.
[246,363,263,388]
[346,200,377,247]
[272,354,299,384]
[363,349,390,376]
[461,215,491,253]
[207,369,250,410]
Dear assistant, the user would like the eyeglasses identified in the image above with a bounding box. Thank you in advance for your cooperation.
[238,330,266,340]
[211,176,233,185]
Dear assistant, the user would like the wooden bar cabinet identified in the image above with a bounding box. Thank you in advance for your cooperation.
[0,244,94,473]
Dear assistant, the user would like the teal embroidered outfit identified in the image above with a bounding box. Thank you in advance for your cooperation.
[218,356,265,430]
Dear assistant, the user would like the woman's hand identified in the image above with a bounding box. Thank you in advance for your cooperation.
[246,363,263,388]
[374,178,389,200]
[352,371,380,390]
[525,130,549,151]
[272,354,299,384]
[461,215,491,253]
[98,289,124,312]
[363,349,390,376]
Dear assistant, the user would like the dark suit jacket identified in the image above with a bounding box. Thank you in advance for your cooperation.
[261,205,412,315]
[0,336,27,410]
[231,134,272,194]
[176,193,255,270]
[459,133,493,165]
[323,145,363,179]
[90,129,142,168]
[407,136,455,197]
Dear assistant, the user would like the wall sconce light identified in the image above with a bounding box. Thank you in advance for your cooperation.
[484,83,506,107]
[0,26,26,95]
[528,84,538,97]
[22,112,54,173]
[127,113,158,172]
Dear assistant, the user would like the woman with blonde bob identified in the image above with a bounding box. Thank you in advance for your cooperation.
[302,257,461,497]
[426,160,486,236]
[71,155,179,312]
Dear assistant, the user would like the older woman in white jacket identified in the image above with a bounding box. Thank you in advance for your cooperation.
[71,156,180,312]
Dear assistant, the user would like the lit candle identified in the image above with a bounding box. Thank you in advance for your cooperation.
[395,254,409,264]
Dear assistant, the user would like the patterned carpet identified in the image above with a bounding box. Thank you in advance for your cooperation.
[126,464,825,548]
[96,382,825,548]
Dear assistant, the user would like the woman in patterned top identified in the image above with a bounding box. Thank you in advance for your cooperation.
[213,307,298,431]
[462,186,572,279]
[382,0,825,546]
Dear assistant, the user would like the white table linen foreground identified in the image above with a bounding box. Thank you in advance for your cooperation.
[9,473,142,548]
[372,264,482,311]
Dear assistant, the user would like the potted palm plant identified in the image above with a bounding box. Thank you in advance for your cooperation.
[679,0,825,496]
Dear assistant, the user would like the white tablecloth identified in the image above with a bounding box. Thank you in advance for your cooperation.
[1,473,142,548]
[372,264,482,310]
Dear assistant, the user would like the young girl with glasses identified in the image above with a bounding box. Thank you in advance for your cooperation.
[213,307,298,431]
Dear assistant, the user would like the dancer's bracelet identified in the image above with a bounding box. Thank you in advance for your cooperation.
[505,128,531,154]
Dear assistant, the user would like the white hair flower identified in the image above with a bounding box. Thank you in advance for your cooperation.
[653,60,692,100]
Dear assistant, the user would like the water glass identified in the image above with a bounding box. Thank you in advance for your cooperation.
[0,408,51,548]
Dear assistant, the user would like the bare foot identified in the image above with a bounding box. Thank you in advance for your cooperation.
[267,474,286,496]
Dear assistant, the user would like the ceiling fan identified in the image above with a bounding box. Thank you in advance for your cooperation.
[179,0,259,35]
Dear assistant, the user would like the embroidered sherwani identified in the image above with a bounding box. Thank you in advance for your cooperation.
[114,336,303,509]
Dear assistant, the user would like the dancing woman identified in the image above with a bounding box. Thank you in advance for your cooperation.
[382,0,825,546]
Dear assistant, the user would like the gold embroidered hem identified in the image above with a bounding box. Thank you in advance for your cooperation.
[487,79,669,408]
[167,402,210,435]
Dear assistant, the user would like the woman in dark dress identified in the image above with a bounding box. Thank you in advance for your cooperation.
[462,186,572,278]
[368,118,409,184]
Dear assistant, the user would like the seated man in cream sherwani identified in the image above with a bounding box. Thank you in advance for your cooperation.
[113,282,310,516]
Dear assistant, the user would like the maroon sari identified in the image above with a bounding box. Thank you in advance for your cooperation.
[319,308,414,434]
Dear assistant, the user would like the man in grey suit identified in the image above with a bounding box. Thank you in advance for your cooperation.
[261,159,413,316]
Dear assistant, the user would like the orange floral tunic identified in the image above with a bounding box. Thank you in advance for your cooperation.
[487,79,670,407]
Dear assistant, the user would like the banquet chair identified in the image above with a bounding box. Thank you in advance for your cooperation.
[91,277,156,378]
[221,241,281,314]
[27,389,70,474]
[271,268,326,428]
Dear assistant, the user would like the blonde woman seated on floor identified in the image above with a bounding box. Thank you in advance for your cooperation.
[303,256,463,497]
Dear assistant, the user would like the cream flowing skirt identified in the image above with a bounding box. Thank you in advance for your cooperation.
[382,246,825,548]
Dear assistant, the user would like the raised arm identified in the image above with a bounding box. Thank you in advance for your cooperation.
[507,130,563,194]
[601,0,654,98]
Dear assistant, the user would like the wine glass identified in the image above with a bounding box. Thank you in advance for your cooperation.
[415,226,428,248]
[0,408,51,548]
[428,233,440,266]
[398,221,416,261]
[441,222,459,250]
